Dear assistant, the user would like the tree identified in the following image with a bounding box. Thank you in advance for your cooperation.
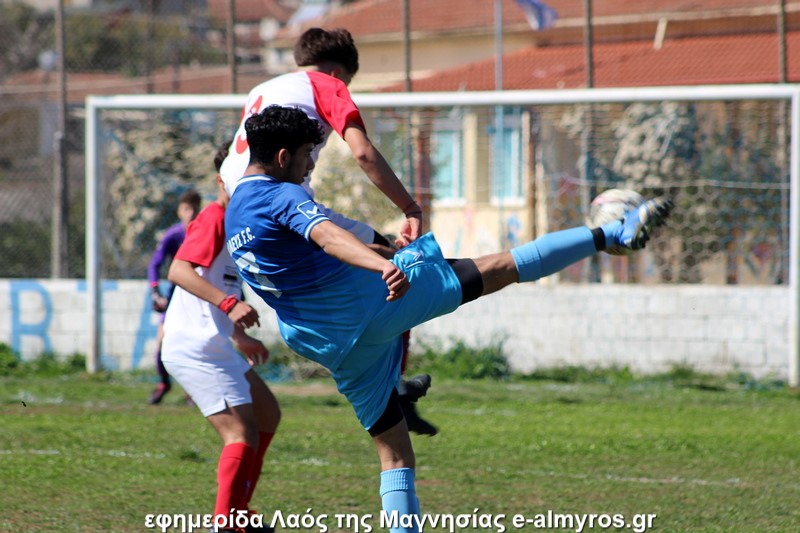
[0,2,53,82]
[692,102,786,284]
[611,101,786,284]
[65,12,224,75]
[310,138,399,234]
[611,102,700,282]
[103,111,231,278]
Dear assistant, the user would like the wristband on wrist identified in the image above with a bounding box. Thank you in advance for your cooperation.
[402,200,422,215]
[218,295,238,314]
[151,284,162,295]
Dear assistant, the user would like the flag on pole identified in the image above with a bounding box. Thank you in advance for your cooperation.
[514,0,558,30]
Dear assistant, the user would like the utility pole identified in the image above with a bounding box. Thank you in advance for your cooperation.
[402,0,413,187]
[494,0,506,246]
[582,0,598,281]
[403,0,411,92]
[227,0,237,93]
[52,0,69,278]
[145,0,156,93]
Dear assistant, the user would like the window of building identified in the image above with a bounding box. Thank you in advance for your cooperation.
[491,107,524,202]
[431,128,463,202]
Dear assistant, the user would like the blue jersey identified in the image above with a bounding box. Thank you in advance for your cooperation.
[225,175,388,370]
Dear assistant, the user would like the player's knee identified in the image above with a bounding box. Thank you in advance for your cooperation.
[369,390,404,437]
[261,403,281,432]
[219,424,258,447]
[253,392,281,432]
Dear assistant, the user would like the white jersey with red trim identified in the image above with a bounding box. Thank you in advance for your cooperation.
[220,71,374,243]
[163,203,242,345]
[220,71,365,196]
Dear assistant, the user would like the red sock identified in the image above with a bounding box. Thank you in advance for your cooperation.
[244,432,275,509]
[214,442,256,520]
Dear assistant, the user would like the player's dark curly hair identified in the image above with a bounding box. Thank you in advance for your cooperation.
[294,27,359,76]
[178,189,201,210]
[245,105,324,166]
[213,139,232,172]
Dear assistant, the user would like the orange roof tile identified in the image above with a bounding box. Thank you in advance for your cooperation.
[381,31,800,91]
[283,0,531,38]
[286,0,792,39]
[2,66,269,104]
[207,0,294,23]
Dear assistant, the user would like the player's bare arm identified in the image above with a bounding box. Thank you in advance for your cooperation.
[342,124,423,244]
[168,258,260,328]
[310,219,410,301]
[367,242,398,259]
[231,325,269,366]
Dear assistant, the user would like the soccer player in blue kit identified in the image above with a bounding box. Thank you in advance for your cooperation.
[225,105,673,533]
[221,26,436,435]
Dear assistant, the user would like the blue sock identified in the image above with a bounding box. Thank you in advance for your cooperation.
[510,226,606,283]
[601,220,622,248]
[380,468,420,533]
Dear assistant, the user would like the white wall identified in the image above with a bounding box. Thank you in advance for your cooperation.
[412,284,789,380]
[0,279,789,380]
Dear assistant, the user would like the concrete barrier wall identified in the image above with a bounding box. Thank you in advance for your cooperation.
[412,284,789,380]
[0,280,789,380]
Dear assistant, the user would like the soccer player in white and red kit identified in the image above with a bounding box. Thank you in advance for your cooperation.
[162,143,280,533]
[220,27,437,436]
[219,27,421,249]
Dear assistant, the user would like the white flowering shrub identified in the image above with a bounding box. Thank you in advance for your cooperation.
[555,100,786,283]
[309,135,400,236]
[103,113,227,278]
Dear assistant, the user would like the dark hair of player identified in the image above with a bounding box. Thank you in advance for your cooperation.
[294,27,359,76]
[245,105,324,166]
[178,189,202,210]
[213,139,232,173]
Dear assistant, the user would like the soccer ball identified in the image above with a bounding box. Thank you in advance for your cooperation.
[586,188,644,255]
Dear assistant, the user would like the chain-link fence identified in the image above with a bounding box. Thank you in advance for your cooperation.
[0,0,795,281]
[374,100,791,286]
[97,108,240,278]
[88,89,793,287]
[0,0,234,279]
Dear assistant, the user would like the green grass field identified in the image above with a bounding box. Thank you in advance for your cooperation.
[2,370,799,532]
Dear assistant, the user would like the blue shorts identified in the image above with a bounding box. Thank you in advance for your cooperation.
[332,233,462,429]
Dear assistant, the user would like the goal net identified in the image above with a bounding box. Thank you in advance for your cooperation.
[85,85,800,383]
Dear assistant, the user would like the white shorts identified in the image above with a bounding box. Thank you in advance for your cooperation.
[161,333,253,417]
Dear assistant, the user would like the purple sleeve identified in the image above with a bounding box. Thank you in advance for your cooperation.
[147,223,186,284]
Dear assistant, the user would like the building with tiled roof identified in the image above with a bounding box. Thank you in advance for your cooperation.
[1,65,267,104]
[380,31,800,92]
[282,0,799,46]
[272,0,800,90]
[206,0,298,63]
[207,0,296,23]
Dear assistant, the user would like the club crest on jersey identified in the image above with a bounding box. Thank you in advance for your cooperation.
[297,200,323,219]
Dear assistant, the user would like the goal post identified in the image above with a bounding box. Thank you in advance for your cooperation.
[85,84,800,384]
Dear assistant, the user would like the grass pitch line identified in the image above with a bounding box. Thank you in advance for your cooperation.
[0,449,62,456]
[0,449,761,488]
[492,467,754,488]
[0,448,167,459]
